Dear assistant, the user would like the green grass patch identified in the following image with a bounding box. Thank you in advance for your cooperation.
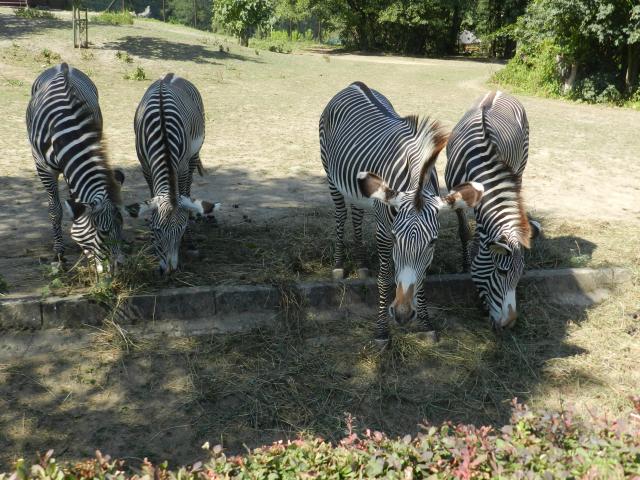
[14,7,55,19]
[92,11,134,25]
[250,29,318,54]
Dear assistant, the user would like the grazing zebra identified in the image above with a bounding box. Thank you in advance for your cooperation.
[320,82,484,342]
[26,63,125,273]
[445,91,540,329]
[127,73,219,274]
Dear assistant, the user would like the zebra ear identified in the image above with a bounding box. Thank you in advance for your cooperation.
[357,172,403,208]
[529,219,542,240]
[439,182,484,211]
[180,196,221,216]
[113,169,125,186]
[125,197,159,218]
[64,199,86,220]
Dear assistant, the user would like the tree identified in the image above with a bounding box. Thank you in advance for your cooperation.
[508,0,640,99]
[213,0,273,46]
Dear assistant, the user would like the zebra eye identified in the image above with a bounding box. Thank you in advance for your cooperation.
[496,267,509,276]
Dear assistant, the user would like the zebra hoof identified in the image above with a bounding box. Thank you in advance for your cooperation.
[357,268,370,279]
[331,268,345,281]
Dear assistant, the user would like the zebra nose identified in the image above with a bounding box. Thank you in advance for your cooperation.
[391,303,415,325]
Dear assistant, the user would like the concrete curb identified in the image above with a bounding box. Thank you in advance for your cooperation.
[0,267,632,332]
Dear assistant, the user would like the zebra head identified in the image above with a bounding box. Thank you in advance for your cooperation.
[359,171,485,325]
[127,195,220,274]
[475,220,541,329]
[63,169,125,273]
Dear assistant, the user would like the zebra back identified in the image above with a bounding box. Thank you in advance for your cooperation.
[320,82,444,202]
[134,73,205,201]
[27,63,119,207]
[445,91,531,245]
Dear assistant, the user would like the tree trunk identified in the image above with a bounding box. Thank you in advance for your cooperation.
[447,5,461,55]
[563,63,578,93]
[239,31,249,47]
[626,42,639,94]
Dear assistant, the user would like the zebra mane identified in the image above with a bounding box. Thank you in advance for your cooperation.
[482,161,532,248]
[410,117,448,211]
[478,93,531,247]
[158,77,178,207]
[60,64,121,206]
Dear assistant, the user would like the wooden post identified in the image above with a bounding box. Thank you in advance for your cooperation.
[162,0,165,21]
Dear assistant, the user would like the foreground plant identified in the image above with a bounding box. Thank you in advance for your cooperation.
[2,399,639,479]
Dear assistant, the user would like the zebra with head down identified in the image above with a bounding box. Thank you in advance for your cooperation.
[127,73,219,275]
[320,82,484,343]
[445,91,541,329]
[26,63,126,273]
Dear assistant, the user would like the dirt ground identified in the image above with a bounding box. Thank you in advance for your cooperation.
[0,9,639,470]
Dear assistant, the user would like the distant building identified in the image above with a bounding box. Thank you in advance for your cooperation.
[458,30,480,53]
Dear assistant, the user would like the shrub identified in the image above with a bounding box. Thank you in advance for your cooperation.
[493,40,562,97]
[123,66,146,80]
[92,11,134,25]
[14,7,55,19]
[0,274,8,293]
[570,73,624,105]
[37,48,61,65]
[115,50,133,63]
[2,399,639,479]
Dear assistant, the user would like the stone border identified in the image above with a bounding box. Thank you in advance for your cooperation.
[0,267,632,332]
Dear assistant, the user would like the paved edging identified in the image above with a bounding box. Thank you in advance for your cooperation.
[0,267,632,332]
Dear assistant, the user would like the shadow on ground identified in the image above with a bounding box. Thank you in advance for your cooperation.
[0,13,69,41]
[102,36,262,64]
[0,163,606,468]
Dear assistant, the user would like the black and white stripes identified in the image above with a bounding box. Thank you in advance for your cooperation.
[320,82,482,341]
[26,63,125,272]
[445,91,538,329]
[129,73,218,274]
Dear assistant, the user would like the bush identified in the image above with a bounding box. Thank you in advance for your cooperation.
[570,73,624,105]
[14,7,55,19]
[123,65,146,80]
[37,48,61,65]
[115,50,133,63]
[493,40,562,97]
[2,399,639,479]
[0,274,8,293]
[92,11,133,25]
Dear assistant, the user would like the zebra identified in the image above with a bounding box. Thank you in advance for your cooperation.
[320,82,484,342]
[126,73,219,275]
[445,91,541,329]
[26,63,126,273]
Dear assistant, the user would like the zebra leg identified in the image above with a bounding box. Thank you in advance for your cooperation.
[38,168,65,261]
[374,232,393,345]
[329,182,348,280]
[415,283,438,341]
[351,205,369,278]
[456,208,472,273]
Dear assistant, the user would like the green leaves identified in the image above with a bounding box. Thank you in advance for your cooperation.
[3,401,640,479]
